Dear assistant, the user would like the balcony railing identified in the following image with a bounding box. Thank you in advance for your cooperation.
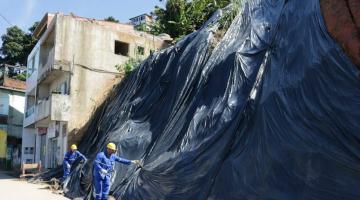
[50,93,70,121]
[26,71,38,93]
[35,98,50,121]
[25,106,35,117]
[24,106,36,127]
[34,94,70,122]
[38,47,55,80]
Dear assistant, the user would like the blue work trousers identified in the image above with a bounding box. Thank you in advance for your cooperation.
[63,162,70,180]
[93,174,111,200]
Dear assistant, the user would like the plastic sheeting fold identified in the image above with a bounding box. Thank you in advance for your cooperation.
[57,0,360,199]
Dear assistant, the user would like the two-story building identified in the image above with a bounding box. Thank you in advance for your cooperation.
[21,13,170,168]
[129,14,153,27]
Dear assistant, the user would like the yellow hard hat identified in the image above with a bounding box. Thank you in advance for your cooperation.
[107,143,116,151]
[70,144,77,150]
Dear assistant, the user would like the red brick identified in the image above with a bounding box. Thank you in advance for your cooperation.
[3,77,26,91]
[320,0,360,68]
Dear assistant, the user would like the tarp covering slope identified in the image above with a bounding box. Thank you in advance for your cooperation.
[63,0,360,199]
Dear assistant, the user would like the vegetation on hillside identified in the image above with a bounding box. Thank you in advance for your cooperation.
[0,22,39,66]
[150,0,234,41]
[104,16,120,23]
[119,0,241,75]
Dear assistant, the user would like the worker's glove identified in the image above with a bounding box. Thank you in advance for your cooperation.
[66,163,71,169]
[100,169,108,175]
[131,160,141,167]
[99,169,107,179]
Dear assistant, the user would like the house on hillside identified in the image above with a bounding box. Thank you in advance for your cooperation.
[129,13,154,28]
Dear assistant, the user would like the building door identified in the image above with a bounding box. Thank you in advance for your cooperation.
[60,122,67,161]
[49,138,57,168]
[39,134,46,166]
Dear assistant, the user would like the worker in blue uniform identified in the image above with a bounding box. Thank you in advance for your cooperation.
[93,142,140,200]
[62,144,87,180]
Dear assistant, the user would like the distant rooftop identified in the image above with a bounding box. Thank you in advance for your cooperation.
[0,64,26,91]
[33,12,134,39]
[33,13,55,39]
[32,12,171,42]
[129,13,152,20]
[0,77,26,91]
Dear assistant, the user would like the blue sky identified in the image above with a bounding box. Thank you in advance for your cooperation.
[0,0,164,38]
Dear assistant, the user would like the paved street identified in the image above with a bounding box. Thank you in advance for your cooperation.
[0,171,68,200]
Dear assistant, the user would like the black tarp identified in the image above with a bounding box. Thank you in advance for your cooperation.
[55,0,360,199]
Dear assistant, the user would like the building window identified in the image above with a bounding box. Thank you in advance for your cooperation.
[24,147,34,154]
[137,46,145,56]
[60,82,67,94]
[24,147,29,154]
[0,115,7,124]
[29,147,34,154]
[114,41,129,56]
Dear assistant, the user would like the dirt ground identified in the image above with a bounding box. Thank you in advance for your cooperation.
[0,171,69,200]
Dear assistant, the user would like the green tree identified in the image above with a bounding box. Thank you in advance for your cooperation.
[0,26,25,65]
[135,24,149,32]
[151,0,231,40]
[0,22,38,65]
[104,16,119,23]
[15,72,27,81]
[28,21,40,33]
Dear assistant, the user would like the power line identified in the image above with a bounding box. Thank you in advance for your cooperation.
[0,13,12,26]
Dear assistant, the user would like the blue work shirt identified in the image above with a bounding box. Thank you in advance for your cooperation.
[64,150,86,165]
[93,151,131,176]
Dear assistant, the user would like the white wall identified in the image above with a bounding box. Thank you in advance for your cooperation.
[26,45,40,93]
[8,93,25,138]
[0,92,9,115]
[9,93,25,115]
[21,128,36,163]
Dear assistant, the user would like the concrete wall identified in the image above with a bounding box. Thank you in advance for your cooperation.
[21,128,36,163]
[51,94,70,121]
[53,15,169,145]
[8,92,25,138]
[48,73,69,94]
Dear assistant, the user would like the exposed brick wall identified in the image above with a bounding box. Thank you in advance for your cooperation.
[320,0,360,68]
[2,77,26,91]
